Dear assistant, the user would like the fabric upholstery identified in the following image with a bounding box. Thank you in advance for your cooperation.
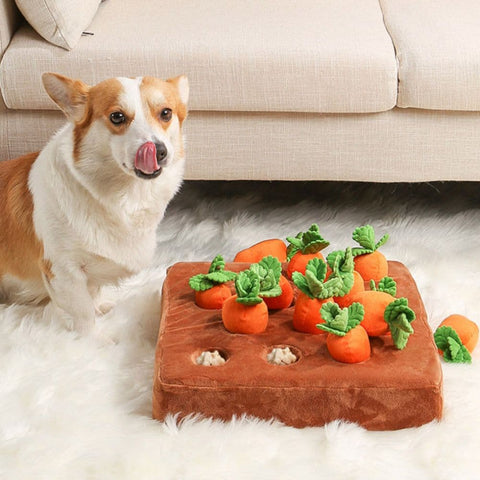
[13,0,101,50]
[0,0,21,60]
[2,108,480,182]
[0,0,397,113]
[380,0,480,110]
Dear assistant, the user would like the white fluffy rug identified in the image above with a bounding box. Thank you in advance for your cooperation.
[1,180,480,479]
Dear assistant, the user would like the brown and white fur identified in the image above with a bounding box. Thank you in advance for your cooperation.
[0,73,189,334]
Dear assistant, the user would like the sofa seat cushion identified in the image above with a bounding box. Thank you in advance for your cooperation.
[0,0,397,113]
[381,0,480,111]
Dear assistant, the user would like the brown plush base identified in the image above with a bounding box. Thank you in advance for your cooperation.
[152,261,443,430]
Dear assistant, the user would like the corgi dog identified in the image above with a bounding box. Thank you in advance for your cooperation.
[0,73,189,333]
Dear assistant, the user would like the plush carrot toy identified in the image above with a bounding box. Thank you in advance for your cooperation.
[351,277,397,336]
[250,256,282,298]
[234,239,287,263]
[222,269,270,334]
[350,277,416,349]
[249,255,294,309]
[264,274,294,310]
[434,314,478,363]
[189,255,237,309]
[350,225,389,282]
[317,302,370,363]
[291,257,343,334]
[286,224,330,279]
[326,247,363,308]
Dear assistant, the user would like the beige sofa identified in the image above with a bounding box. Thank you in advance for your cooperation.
[1,0,480,182]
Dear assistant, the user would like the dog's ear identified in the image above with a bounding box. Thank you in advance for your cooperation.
[42,73,90,122]
[167,75,189,106]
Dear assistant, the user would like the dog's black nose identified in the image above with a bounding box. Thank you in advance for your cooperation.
[155,142,168,163]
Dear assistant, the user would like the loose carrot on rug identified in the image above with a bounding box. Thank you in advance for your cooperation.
[434,314,478,363]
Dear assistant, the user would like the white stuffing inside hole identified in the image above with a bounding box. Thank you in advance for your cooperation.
[195,350,226,366]
[267,347,297,365]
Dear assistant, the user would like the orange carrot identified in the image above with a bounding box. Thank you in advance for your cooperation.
[264,275,294,310]
[221,269,269,334]
[334,271,365,308]
[434,314,478,363]
[222,295,268,334]
[350,290,394,337]
[291,257,343,334]
[350,225,389,282]
[234,239,287,263]
[318,302,370,363]
[326,326,371,363]
[287,252,324,279]
[437,314,478,353]
[293,292,332,334]
[286,224,329,278]
[189,255,236,309]
[326,248,362,308]
[354,250,388,283]
[195,284,232,309]
[351,277,415,349]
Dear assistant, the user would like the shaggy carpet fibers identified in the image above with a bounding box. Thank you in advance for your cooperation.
[1,180,479,479]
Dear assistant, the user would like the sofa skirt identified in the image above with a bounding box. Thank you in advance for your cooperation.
[2,107,480,182]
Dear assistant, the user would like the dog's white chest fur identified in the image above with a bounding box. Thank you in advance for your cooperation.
[30,124,183,279]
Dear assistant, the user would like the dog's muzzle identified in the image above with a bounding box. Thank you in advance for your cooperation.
[134,141,167,179]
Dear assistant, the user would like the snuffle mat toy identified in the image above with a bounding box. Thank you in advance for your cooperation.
[152,225,476,430]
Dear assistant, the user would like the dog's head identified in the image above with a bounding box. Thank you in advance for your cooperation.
[42,73,189,180]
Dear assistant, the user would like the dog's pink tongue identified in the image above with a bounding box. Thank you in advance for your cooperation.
[135,142,159,174]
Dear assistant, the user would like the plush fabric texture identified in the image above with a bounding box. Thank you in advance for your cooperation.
[13,0,100,50]
[5,108,480,182]
[154,261,442,430]
[1,181,480,479]
[1,0,397,112]
[381,0,480,111]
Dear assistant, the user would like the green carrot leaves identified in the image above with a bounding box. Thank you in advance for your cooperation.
[351,225,389,257]
[434,326,472,364]
[370,277,397,296]
[292,257,343,300]
[250,256,282,298]
[189,255,237,291]
[326,247,355,297]
[384,298,416,349]
[235,269,263,305]
[318,302,365,336]
[286,224,330,260]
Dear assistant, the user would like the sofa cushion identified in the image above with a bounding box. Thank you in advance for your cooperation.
[0,0,397,113]
[14,0,101,50]
[381,0,480,111]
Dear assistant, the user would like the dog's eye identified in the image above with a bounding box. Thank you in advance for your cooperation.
[160,108,172,122]
[110,112,126,125]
